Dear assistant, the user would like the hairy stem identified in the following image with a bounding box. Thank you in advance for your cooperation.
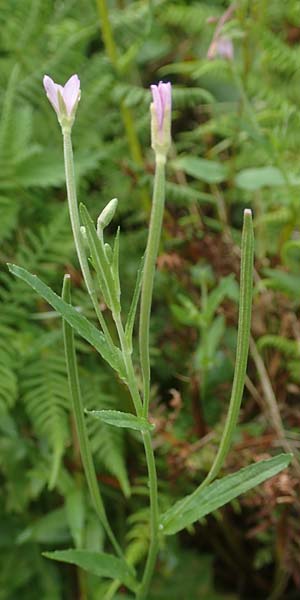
[136,431,159,600]
[134,155,166,598]
[114,314,143,416]
[62,128,114,346]
[112,314,159,600]
[139,156,166,417]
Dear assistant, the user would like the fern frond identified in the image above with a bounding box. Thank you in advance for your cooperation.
[260,268,300,301]
[0,325,18,413]
[20,350,70,489]
[110,1,153,39]
[81,370,130,498]
[17,207,71,269]
[0,65,21,159]
[287,359,300,383]
[125,506,149,567]
[260,29,300,78]
[258,334,300,358]
[258,334,300,384]
[160,2,215,34]
[0,196,19,243]
[255,207,293,228]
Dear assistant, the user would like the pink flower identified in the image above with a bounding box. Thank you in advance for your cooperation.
[150,82,172,131]
[207,36,234,61]
[150,82,172,157]
[43,74,81,125]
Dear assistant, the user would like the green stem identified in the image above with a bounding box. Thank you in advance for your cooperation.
[132,155,166,599]
[112,317,158,599]
[199,278,208,402]
[62,128,114,347]
[197,209,254,491]
[114,314,143,416]
[103,580,120,600]
[120,102,145,167]
[62,275,123,558]
[136,431,159,600]
[139,156,166,417]
[96,0,118,65]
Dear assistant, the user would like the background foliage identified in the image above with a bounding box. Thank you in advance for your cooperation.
[1,0,300,598]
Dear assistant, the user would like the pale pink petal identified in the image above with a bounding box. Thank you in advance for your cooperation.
[63,74,80,115]
[207,37,234,61]
[43,75,60,113]
[158,81,171,111]
[151,84,163,130]
[216,37,234,60]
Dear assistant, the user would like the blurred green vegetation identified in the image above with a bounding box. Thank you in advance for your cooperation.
[1,0,300,598]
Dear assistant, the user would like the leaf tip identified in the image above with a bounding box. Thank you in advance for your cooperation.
[285,452,293,465]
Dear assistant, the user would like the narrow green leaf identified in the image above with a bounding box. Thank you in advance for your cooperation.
[112,226,121,301]
[7,264,126,380]
[43,549,137,591]
[125,256,144,351]
[198,210,254,489]
[160,454,292,535]
[86,409,154,432]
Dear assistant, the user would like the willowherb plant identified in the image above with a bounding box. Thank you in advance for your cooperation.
[8,74,292,599]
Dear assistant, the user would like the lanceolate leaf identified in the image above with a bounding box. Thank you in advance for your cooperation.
[112,226,121,302]
[86,409,154,432]
[7,264,126,380]
[160,454,292,535]
[43,549,137,591]
[198,210,254,489]
[125,256,144,351]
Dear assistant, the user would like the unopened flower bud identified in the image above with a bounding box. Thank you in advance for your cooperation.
[43,74,81,130]
[150,81,172,159]
[97,198,118,236]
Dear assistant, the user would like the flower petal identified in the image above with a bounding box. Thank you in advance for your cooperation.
[158,81,171,111]
[43,75,60,114]
[216,37,234,60]
[63,74,80,115]
[151,84,163,130]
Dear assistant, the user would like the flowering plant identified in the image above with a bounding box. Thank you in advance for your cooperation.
[7,74,291,599]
